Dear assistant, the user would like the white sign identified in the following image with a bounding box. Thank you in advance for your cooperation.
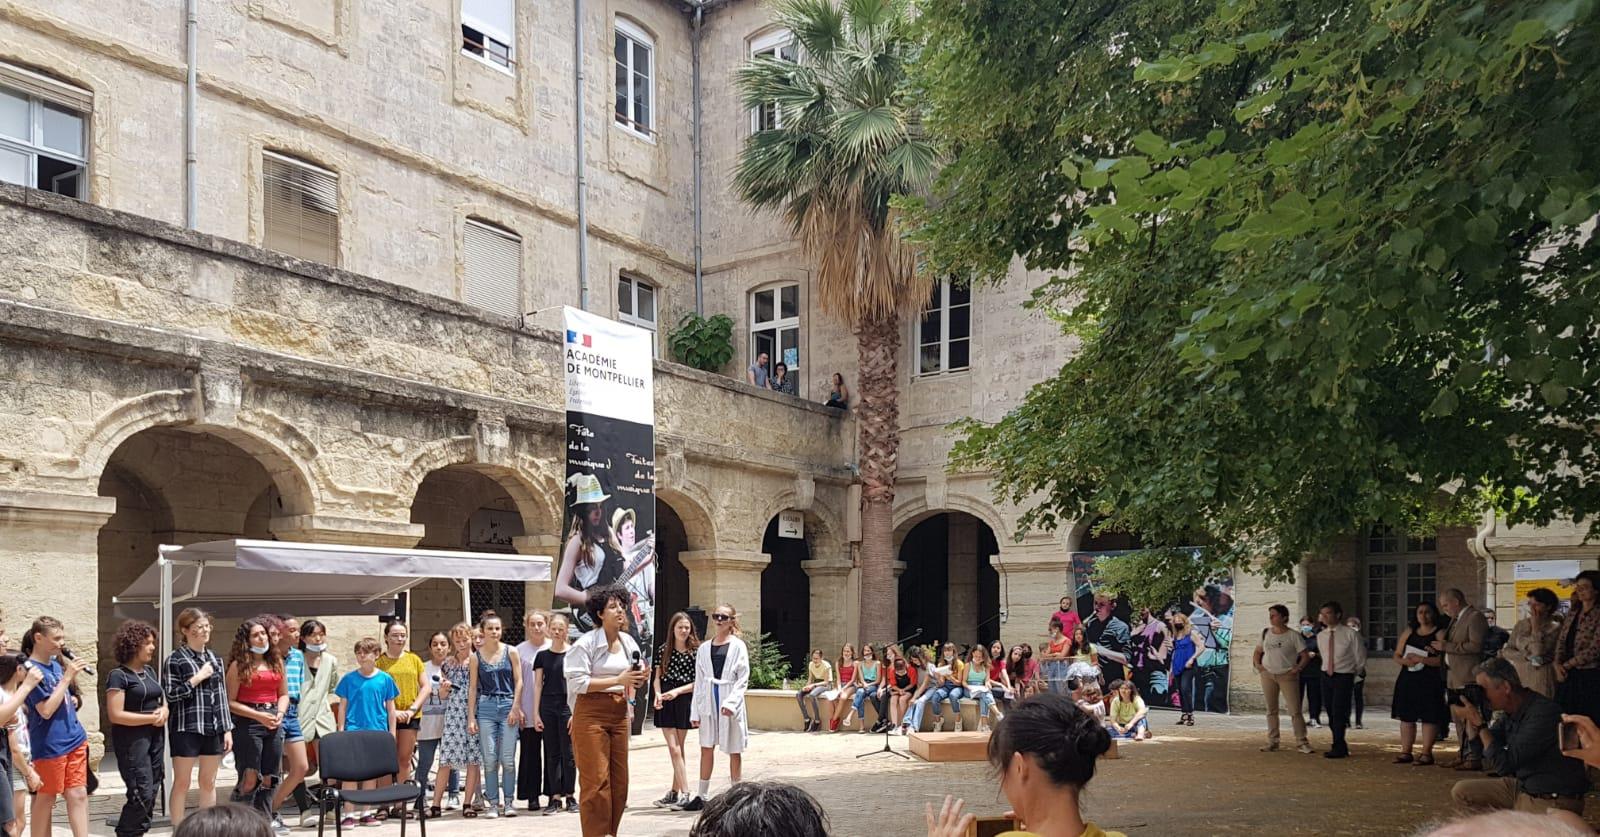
[1513,559,1581,581]
[563,306,655,424]
[778,510,804,539]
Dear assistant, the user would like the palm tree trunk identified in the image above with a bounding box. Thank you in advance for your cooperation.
[855,309,901,646]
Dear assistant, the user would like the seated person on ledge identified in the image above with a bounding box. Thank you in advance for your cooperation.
[1448,658,1589,817]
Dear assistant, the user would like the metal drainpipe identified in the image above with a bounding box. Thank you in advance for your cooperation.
[184,0,198,229]
[575,0,590,310]
[692,2,705,314]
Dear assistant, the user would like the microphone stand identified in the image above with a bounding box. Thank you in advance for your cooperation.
[857,629,923,760]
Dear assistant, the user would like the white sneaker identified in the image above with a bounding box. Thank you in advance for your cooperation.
[934,717,945,733]
[445,793,461,811]
[954,718,964,733]
[300,812,322,829]
[1297,743,1316,754]
[484,806,500,819]
[272,816,291,836]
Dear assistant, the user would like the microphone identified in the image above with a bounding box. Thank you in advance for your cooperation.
[630,650,643,671]
[60,647,94,676]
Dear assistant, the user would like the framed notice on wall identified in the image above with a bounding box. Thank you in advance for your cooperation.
[1513,560,1581,612]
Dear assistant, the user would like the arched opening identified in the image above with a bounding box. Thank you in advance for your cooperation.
[759,516,811,673]
[96,426,291,726]
[896,512,1000,649]
[652,498,691,646]
[407,465,537,646]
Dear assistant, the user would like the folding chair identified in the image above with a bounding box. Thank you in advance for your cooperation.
[314,731,426,837]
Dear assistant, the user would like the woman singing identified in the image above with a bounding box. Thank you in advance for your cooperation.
[564,584,648,837]
[676,604,749,813]
[163,609,230,826]
[652,613,699,808]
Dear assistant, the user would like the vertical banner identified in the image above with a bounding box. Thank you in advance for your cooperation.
[554,307,657,663]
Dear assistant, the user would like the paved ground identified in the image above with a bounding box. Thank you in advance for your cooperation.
[58,711,1598,835]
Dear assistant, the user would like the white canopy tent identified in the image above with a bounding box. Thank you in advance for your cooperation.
[113,539,553,660]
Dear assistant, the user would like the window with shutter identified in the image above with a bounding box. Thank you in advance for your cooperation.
[462,0,514,69]
[463,219,522,319]
[262,151,339,265]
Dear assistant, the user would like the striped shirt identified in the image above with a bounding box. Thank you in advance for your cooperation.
[285,648,306,702]
[163,645,234,736]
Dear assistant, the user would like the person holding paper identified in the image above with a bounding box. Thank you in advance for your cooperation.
[1390,601,1449,765]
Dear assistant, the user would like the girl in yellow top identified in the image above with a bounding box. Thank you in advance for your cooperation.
[375,620,427,820]
[926,693,1124,837]
[795,650,834,732]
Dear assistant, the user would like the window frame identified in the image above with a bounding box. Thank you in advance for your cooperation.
[613,17,656,141]
[749,282,801,384]
[260,149,341,266]
[1363,557,1438,652]
[616,273,659,356]
[748,28,797,134]
[914,279,973,378]
[461,217,523,319]
[460,0,516,73]
[0,67,89,200]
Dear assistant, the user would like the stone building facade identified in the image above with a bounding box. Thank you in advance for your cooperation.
[0,0,1594,761]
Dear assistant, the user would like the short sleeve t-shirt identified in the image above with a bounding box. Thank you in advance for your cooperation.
[24,659,87,759]
[1110,696,1146,725]
[335,669,400,732]
[534,649,568,701]
[419,661,447,740]
[1259,628,1305,675]
[107,666,164,718]
[376,652,425,716]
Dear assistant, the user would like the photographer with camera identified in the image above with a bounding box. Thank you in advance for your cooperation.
[1449,658,1588,815]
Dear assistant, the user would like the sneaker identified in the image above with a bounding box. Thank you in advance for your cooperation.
[483,805,500,819]
[654,791,679,809]
[300,811,323,828]
[358,815,379,827]
[564,797,579,814]
[1354,723,1365,729]
[542,800,561,816]
[678,795,706,812]
[503,804,518,818]
[1261,743,1279,752]
[829,718,840,732]
[272,816,291,836]
[954,718,964,733]
[1297,743,1316,754]
[340,817,357,829]
[934,716,946,733]
[445,793,461,811]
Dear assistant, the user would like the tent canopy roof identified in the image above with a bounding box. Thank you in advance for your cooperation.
[113,539,552,619]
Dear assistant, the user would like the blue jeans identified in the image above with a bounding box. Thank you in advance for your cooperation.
[851,684,882,719]
[929,685,964,718]
[476,695,517,806]
[969,689,996,719]
[1110,717,1149,739]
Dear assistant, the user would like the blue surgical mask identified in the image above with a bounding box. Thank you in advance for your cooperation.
[304,643,327,654]
[249,644,270,655]
[1300,626,1314,636]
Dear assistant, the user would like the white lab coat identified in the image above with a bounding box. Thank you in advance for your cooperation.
[693,636,749,753]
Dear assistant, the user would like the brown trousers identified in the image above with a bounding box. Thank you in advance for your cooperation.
[1451,777,1585,815]
[572,692,630,837]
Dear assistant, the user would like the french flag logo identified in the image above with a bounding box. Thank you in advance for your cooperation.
[566,330,593,347]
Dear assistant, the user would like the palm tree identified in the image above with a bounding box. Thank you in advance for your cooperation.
[735,0,937,645]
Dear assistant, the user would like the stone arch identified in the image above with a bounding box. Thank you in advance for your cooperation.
[895,509,1004,649]
[758,488,846,558]
[655,484,717,552]
[892,491,1010,549]
[397,437,559,537]
[77,391,318,517]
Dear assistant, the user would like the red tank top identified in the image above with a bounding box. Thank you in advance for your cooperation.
[839,663,856,683]
[237,665,283,704]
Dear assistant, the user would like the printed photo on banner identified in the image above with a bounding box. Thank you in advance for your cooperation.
[1069,550,1234,714]
[553,307,658,662]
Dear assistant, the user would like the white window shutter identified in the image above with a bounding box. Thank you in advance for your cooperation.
[463,219,522,318]
[262,151,339,265]
[462,0,514,47]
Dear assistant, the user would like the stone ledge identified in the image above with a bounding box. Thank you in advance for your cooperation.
[0,488,118,518]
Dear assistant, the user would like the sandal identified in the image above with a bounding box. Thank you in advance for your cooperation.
[1393,754,1414,764]
[427,806,441,819]
[463,806,479,819]
[1415,755,1435,766]
[372,807,390,821]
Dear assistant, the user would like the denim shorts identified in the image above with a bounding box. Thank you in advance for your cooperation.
[282,703,304,744]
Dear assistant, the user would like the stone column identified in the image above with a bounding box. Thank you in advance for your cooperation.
[991,542,1071,650]
[1227,561,1307,711]
[946,515,979,646]
[680,550,771,636]
[513,534,563,620]
[804,554,854,658]
[0,489,117,762]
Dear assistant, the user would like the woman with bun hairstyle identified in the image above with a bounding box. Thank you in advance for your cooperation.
[675,604,749,813]
[927,693,1124,837]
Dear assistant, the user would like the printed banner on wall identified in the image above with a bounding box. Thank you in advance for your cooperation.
[554,306,657,661]
[1069,550,1234,714]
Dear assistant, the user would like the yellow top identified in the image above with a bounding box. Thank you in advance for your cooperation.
[808,658,833,683]
[376,651,426,716]
[999,826,1124,837]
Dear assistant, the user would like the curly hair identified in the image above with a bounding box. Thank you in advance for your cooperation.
[226,618,284,686]
[112,620,157,666]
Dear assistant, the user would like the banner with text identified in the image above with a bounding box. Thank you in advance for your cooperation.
[556,307,657,660]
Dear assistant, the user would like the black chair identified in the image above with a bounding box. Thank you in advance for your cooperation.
[315,730,426,837]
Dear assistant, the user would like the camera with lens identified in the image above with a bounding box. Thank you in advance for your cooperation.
[1457,683,1486,708]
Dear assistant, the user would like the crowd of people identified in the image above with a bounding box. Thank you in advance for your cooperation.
[745,352,851,410]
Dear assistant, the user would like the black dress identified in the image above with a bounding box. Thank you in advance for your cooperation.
[1390,627,1449,726]
[654,648,696,729]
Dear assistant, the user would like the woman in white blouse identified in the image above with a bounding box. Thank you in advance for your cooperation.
[675,603,749,813]
[563,585,648,837]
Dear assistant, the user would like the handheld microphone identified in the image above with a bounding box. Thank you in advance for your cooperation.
[60,647,94,676]
[631,650,643,671]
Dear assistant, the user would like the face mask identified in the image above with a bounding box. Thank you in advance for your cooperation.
[1300,626,1314,636]
[305,643,327,653]
[249,644,270,655]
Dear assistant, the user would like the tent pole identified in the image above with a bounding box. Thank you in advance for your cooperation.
[158,546,176,817]
[460,578,471,624]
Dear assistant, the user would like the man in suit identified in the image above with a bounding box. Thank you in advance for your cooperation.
[1435,588,1489,770]
[1315,601,1366,758]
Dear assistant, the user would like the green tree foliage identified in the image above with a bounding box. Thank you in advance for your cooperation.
[912,0,1600,580]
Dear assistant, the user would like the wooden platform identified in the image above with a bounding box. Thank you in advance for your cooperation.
[908,730,990,762]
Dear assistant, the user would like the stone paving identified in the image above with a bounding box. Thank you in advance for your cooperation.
[58,712,1597,836]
